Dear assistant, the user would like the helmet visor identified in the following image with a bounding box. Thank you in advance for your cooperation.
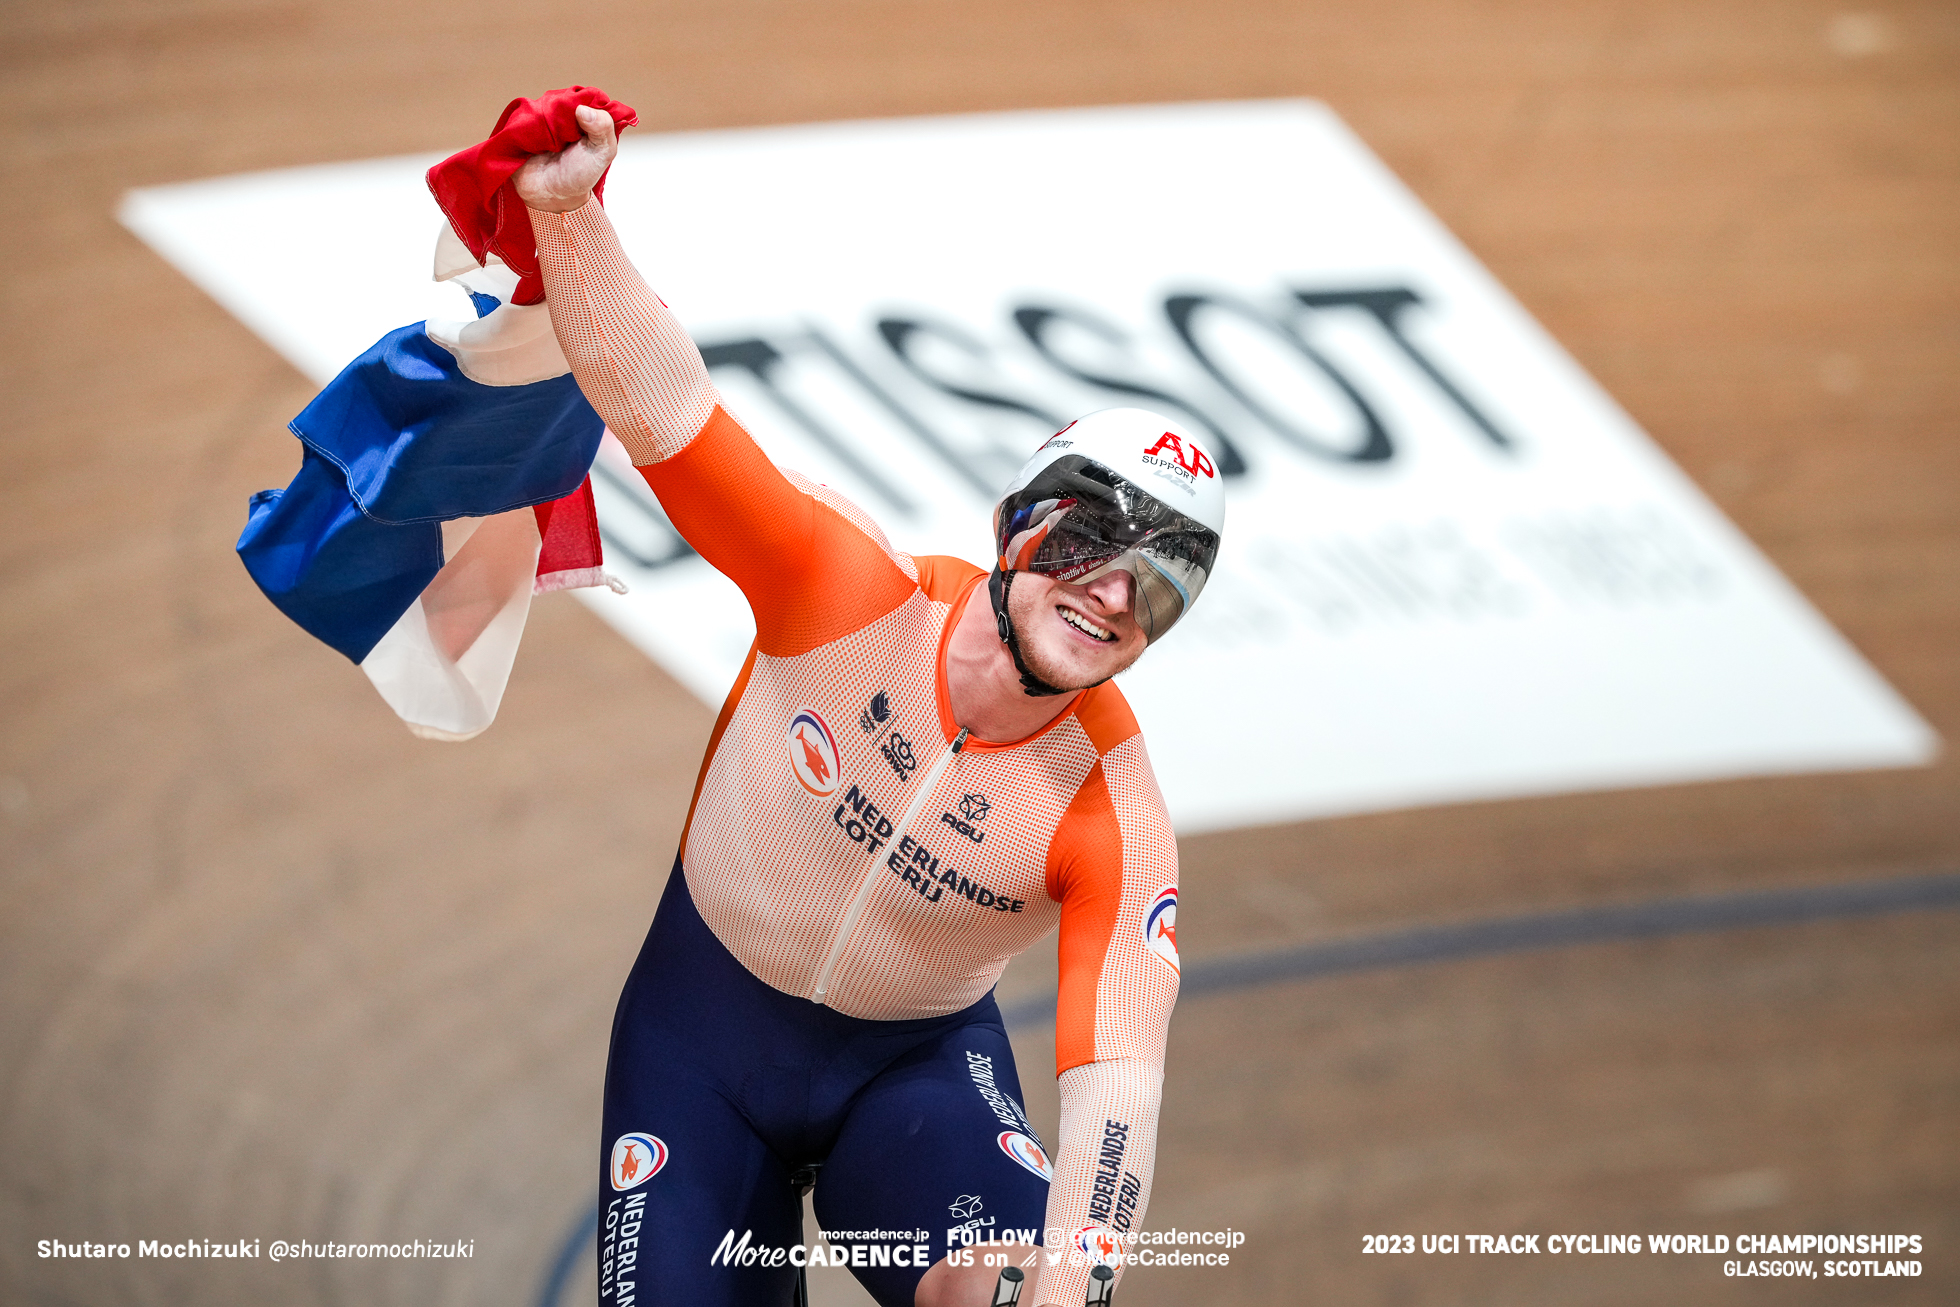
[996,456,1220,642]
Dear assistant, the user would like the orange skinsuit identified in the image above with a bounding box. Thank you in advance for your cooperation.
[531,198,1179,1303]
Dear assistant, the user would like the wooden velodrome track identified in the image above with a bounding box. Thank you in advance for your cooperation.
[4,1,1956,1303]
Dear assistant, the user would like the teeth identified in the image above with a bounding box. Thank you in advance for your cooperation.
[1059,607,1114,642]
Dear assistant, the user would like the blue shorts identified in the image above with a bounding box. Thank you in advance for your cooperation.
[597,861,1052,1307]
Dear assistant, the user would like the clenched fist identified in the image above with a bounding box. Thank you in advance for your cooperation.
[513,103,619,213]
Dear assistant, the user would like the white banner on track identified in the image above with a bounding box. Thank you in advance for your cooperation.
[121,100,1937,833]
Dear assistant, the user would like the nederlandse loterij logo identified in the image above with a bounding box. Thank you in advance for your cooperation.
[1144,886,1178,973]
[998,1131,1054,1181]
[1075,1224,1123,1266]
[787,708,841,797]
[610,1133,669,1191]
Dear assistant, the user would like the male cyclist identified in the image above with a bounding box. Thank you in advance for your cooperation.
[515,103,1224,1307]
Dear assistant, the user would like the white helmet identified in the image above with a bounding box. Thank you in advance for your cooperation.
[990,408,1226,678]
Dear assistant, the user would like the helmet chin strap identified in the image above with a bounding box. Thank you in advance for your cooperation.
[989,568,1106,698]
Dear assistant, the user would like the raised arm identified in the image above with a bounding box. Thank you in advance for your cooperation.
[515,107,913,654]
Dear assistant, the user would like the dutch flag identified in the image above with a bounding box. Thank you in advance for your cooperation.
[236,225,618,740]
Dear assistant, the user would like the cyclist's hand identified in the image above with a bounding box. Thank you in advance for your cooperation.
[515,104,618,212]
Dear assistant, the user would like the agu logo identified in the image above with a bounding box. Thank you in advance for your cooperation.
[787,708,841,797]
[1144,886,1178,973]
[1075,1224,1124,1266]
[998,1131,1054,1182]
[610,1133,669,1191]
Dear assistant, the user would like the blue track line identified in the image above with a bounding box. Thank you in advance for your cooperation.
[535,868,1960,1307]
[998,869,1960,1028]
[535,1201,598,1307]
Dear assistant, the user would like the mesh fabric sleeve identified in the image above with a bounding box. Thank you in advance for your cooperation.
[528,199,914,654]
[527,200,716,466]
[1038,734,1180,1304]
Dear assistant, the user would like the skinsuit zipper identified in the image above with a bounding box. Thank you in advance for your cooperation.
[812,726,970,1004]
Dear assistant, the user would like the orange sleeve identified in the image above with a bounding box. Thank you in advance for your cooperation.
[638,409,916,655]
[1046,743,1180,1072]
[1048,687,1179,1073]
[1049,762,1127,1075]
[530,199,914,655]
[1039,720,1180,1305]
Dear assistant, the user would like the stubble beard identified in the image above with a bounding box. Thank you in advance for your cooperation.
[1007,578,1146,693]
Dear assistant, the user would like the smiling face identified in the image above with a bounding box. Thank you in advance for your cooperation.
[1006,567,1149,691]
